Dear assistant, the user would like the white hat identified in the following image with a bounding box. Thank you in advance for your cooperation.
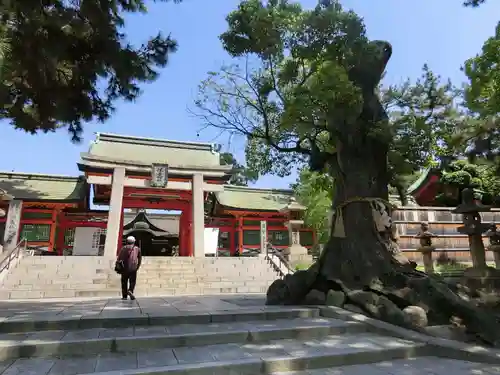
[126,236,136,243]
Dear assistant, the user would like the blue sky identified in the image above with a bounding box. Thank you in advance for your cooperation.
[1,0,499,190]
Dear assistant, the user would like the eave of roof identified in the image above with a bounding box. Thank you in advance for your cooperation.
[83,132,230,173]
[406,168,441,195]
[0,172,86,202]
[78,153,233,177]
[214,185,293,212]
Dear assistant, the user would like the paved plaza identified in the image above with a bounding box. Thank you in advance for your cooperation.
[0,295,496,374]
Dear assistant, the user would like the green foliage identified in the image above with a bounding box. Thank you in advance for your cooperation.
[193,0,463,194]
[0,0,180,141]
[460,19,500,165]
[292,169,333,244]
[437,160,500,205]
[382,65,464,200]
[463,0,486,7]
[441,169,472,186]
[220,152,258,186]
[194,0,368,178]
[294,262,312,271]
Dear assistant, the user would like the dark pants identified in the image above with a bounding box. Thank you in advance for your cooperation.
[121,271,137,298]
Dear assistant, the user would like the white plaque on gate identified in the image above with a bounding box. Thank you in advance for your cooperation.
[151,164,169,188]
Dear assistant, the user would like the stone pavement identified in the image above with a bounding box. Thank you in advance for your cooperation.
[0,294,270,320]
[0,295,496,374]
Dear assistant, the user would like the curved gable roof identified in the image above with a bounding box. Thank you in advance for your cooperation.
[0,172,86,202]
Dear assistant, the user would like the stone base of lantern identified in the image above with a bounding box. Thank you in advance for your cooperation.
[461,266,500,294]
[418,246,434,274]
[288,244,313,269]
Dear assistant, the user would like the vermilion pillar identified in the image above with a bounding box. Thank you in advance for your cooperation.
[178,208,193,256]
[229,218,236,255]
[179,210,187,256]
[48,208,58,252]
[55,213,66,255]
[237,216,243,254]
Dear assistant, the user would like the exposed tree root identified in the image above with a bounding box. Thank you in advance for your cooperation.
[266,254,500,347]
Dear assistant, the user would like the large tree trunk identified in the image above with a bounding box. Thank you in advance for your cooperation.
[319,138,397,287]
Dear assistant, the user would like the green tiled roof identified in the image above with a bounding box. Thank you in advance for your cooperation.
[0,172,86,202]
[215,185,293,211]
[406,168,440,195]
[85,133,223,169]
[215,187,420,212]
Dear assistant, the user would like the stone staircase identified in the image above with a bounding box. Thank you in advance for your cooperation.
[0,256,280,299]
[0,299,494,375]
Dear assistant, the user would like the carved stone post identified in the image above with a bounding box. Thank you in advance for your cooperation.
[452,188,491,269]
[0,189,13,218]
[0,189,13,253]
[280,197,312,268]
[486,224,500,269]
[415,222,437,274]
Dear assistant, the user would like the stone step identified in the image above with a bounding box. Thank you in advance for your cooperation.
[0,306,320,333]
[8,267,276,273]
[0,332,427,374]
[2,273,278,282]
[0,286,272,299]
[2,280,274,289]
[4,271,278,279]
[269,357,496,375]
[18,258,269,266]
[1,280,278,289]
[1,286,272,295]
[0,296,494,375]
[0,257,281,299]
[0,317,368,360]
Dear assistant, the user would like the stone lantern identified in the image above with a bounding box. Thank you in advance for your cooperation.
[415,222,437,274]
[486,224,500,269]
[452,188,491,269]
[280,197,313,268]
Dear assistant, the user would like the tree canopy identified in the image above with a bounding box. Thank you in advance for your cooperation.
[193,0,464,206]
[0,0,179,141]
[456,0,500,166]
[464,0,486,6]
[292,169,333,244]
[436,160,500,205]
[219,152,258,186]
[461,24,500,165]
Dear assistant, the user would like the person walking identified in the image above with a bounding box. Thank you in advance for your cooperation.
[117,236,142,300]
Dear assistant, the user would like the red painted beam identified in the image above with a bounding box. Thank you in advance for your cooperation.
[123,200,190,210]
[23,208,53,214]
[20,219,53,225]
[60,221,107,228]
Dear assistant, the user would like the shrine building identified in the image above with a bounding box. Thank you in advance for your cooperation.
[0,133,316,256]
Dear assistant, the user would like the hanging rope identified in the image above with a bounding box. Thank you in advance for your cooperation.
[332,197,396,238]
